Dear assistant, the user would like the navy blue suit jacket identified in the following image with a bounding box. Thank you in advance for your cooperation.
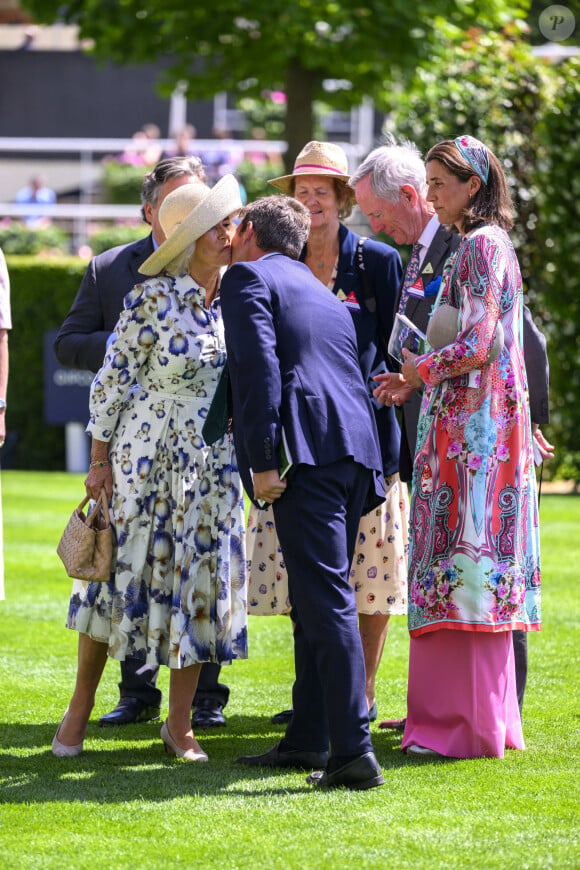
[220,253,384,509]
[54,234,154,373]
[324,224,402,477]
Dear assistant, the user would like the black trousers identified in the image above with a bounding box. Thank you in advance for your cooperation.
[512,630,527,716]
[119,660,229,708]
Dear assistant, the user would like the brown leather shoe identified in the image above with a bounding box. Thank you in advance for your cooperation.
[378,717,406,731]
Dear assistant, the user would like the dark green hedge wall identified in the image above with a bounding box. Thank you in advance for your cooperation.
[5,256,87,470]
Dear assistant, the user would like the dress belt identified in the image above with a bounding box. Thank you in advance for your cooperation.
[133,386,212,407]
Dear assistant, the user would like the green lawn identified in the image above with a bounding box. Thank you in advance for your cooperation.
[0,471,578,869]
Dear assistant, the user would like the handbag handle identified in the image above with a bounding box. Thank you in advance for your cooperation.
[78,488,111,529]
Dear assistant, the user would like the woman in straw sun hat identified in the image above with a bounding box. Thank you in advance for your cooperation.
[247,141,408,727]
[53,176,247,763]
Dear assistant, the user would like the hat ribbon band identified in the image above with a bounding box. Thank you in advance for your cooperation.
[293,163,348,176]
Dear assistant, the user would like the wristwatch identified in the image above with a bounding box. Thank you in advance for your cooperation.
[0,399,6,413]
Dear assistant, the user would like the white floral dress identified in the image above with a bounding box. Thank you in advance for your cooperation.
[67,274,247,668]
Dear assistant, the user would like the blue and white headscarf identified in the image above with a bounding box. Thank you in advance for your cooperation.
[454,135,489,185]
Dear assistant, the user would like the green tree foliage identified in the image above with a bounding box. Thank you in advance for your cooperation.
[533,57,580,480]
[22,0,528,169]
[388,24,580,479]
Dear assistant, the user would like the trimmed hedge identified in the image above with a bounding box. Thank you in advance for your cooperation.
[0,223,70,256]
[5,256,87,470]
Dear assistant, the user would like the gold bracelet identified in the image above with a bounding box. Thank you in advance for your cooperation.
[89,460,110,468]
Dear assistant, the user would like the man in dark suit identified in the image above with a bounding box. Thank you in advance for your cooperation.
[55,156,231,729]
[350,140,552,725]
[220,195,385,790]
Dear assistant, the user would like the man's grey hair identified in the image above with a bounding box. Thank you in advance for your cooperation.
[140,156,207,221]
[349,135,427,203]
[238,195,310,260]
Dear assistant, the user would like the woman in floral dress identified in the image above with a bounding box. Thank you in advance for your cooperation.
[396,137,541,759]
[53,176,247,762]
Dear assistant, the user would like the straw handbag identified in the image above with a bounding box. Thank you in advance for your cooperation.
[56,489,114,583]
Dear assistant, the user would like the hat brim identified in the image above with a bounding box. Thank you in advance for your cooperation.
[268,171,356,204]
[140,174,243,276]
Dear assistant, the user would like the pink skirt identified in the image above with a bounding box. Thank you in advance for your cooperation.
[402,629,524,759]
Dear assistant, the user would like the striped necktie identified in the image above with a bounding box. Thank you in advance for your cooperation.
[397,242,423,314]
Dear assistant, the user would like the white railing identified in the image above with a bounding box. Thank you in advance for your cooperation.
[0,136,289,248]
[0,136,288,154]
[0,136,368,248]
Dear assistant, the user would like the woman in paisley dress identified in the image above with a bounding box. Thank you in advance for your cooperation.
[52,176,247,762]
[248,141,408,723]
[395,136,541,759]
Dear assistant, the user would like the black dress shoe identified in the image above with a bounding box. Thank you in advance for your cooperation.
[192,698,226,728]
[306,751,385,791]
[271,708,293,725]
[99,697,161,727]
[236,741,328,770]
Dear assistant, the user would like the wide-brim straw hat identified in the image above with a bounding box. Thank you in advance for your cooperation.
[268,140,356,203]
[140,173,243,276]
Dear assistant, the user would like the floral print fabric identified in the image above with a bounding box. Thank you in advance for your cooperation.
[408,226,541,637]
[247,475,409,616]
[67,275,247,668]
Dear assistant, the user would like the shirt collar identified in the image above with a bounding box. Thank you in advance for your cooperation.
[418,213,440,251]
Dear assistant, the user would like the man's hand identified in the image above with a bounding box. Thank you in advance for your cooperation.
[532,424,555,462]
[373,372,417,407]
[401,349,424,390]
[253,469,287,505]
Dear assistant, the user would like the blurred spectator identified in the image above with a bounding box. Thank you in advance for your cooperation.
[201,127,239,184]
[14,174,56,227]
[243,127,283,171]
[162,124,200,161]
[17,26,38,51]
[117,124,163,167]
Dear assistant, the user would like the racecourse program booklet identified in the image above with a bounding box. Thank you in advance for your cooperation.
[255,427,293,508]
[388,313,426,365]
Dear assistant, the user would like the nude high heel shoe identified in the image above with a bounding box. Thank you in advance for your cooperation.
[52,710,84,757]
[161,721,208,762]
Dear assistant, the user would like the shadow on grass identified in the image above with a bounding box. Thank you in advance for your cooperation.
[0,715,444,803]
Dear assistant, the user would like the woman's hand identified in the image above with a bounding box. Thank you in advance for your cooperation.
[373,372,417,407]
[85,439,113,501]
[84,464,113,502]
[401,349,424,390]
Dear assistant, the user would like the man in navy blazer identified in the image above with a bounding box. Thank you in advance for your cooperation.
[220,195,385,791]
[55,156,232,730]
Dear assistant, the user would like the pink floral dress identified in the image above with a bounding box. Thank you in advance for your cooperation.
[408,226,541,638]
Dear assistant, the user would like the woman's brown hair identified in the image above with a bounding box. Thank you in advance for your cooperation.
[426,139,514,233]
